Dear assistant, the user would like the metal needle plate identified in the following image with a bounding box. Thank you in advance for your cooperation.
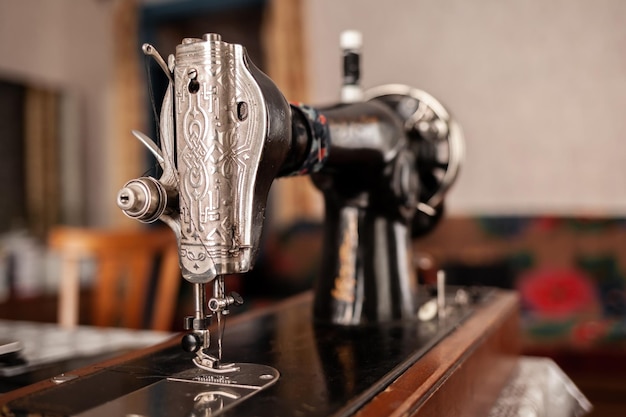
[75,363,279,417]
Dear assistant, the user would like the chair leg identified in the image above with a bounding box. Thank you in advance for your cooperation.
[151,248,181,331]
[58,258,80,329]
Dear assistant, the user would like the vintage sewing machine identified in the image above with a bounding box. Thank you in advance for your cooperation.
[0,33,520,416]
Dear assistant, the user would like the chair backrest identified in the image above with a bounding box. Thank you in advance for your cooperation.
[48,226,181,330]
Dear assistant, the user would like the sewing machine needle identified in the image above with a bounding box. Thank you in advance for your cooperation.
[217,309,223,361]
[214,276,225,362]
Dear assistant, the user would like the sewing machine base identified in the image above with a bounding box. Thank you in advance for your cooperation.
[1,288,519,417]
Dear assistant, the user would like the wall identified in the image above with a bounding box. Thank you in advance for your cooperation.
[2,1,626,228]
[0,0,117,227]
[303,0,626,216]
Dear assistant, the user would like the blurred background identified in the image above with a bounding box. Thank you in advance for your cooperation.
[1,0,626,413]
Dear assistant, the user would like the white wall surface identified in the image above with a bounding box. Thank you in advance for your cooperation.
[2,0,626,224]
[0,0,115,226]
[303,0,626,215]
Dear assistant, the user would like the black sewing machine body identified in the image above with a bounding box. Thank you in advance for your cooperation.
[0,34,521,417]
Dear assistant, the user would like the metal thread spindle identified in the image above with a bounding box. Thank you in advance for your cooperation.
[437,270,447,319]
[340,30,363,103]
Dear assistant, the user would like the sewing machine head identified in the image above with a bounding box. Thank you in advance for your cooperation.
[117,32,463,374]
[118,33,293,283]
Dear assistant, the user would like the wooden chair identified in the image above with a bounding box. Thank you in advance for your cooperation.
[48,226,181,331]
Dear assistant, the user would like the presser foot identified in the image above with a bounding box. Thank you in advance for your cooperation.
[192,350,240,373]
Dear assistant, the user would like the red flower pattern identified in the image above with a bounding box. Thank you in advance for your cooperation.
[518,268,598,318]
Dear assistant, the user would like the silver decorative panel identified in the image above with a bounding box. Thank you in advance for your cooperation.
[174,35,267,282]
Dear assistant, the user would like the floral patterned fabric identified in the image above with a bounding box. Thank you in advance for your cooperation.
[416,216,626,349]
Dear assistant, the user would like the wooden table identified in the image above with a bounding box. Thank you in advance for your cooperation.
[1,289,520,416]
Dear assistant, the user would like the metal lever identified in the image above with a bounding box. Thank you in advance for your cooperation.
[208,291,244,314]
[131,130,164,168]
